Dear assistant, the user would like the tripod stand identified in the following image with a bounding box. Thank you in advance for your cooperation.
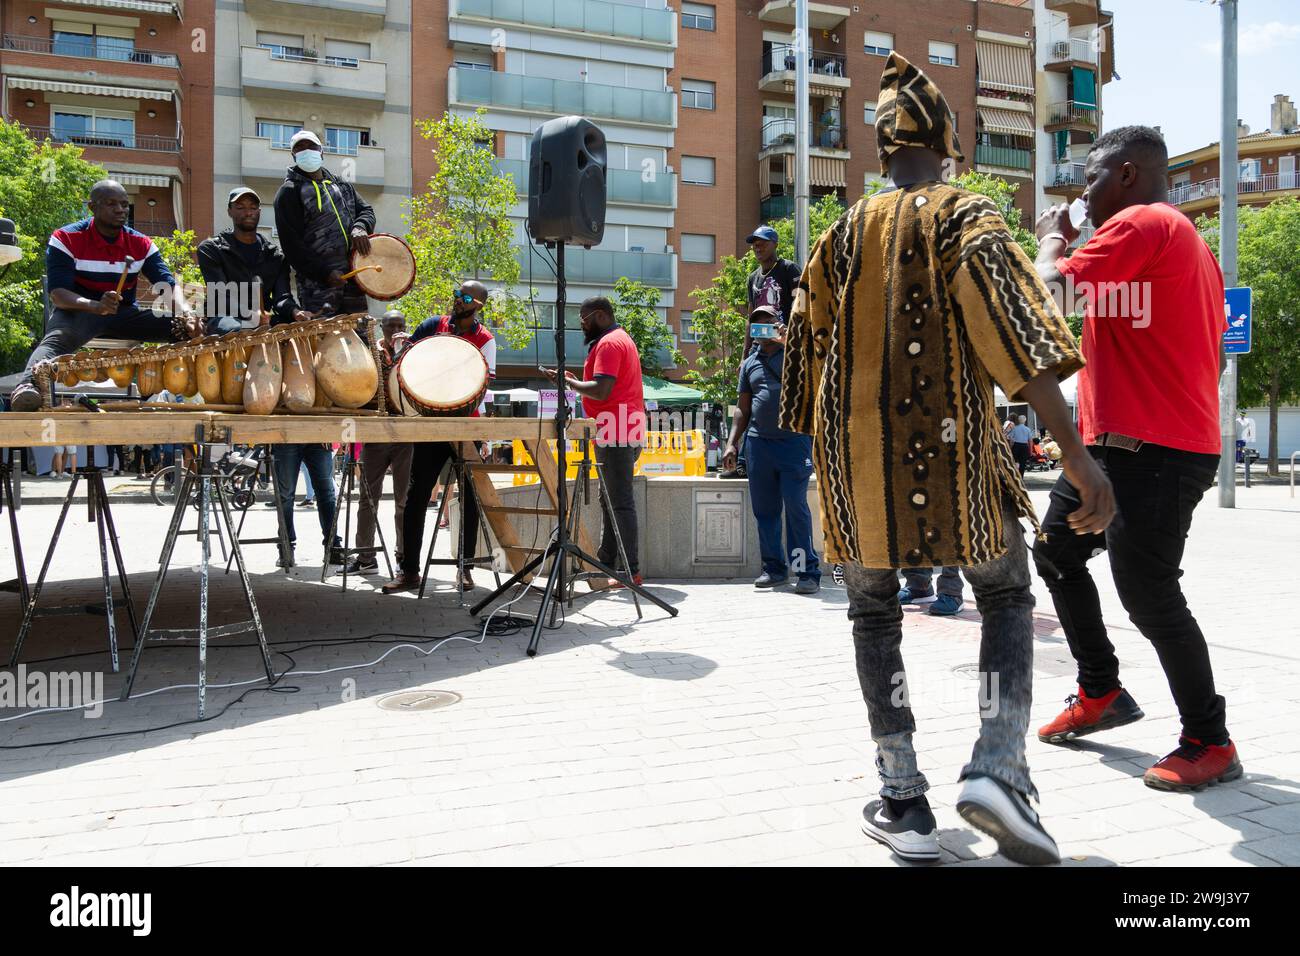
[472,240,677,656]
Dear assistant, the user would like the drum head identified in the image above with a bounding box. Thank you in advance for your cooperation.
[350,233,415,301]
[397,336,487,413]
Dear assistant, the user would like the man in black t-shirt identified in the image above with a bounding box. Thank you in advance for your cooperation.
[744,224,801,356]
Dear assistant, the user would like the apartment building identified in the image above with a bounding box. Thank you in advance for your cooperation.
[210,0,413,247]
[0,0,214,238]
[1166,94,1300,220]
[1033,0,1115,232]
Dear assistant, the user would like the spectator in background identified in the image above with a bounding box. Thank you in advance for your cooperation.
[724,306,820,594]
[900,567,964,617]
[1009,415,1032,475]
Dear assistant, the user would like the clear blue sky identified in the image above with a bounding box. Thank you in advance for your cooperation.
[1102,0,1299,156]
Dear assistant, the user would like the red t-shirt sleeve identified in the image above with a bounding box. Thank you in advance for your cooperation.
[590,338,624,379]
[1056,217,1154,288]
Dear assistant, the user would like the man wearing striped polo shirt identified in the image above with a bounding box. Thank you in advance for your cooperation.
[10,179,197,411]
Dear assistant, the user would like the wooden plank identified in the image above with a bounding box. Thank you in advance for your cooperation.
[455,442,535,583]
[481,505,556,517]
[522,436,601,570]
[0,412,595,447]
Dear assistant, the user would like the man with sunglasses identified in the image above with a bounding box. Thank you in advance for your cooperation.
[383,281,496,594]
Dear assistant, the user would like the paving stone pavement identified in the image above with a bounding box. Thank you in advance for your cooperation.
[0,476,1297,867]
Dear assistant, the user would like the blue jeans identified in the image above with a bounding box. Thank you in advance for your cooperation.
[274,444,339,550]
[902,566,964,598]
[745,433,820,581]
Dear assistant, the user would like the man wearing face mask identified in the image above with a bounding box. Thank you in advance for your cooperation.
[383,281,496,594]
[273,130,376,315]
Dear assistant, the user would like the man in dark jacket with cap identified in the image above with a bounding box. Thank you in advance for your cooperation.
[273,130,376,315]
[198,186,311,331]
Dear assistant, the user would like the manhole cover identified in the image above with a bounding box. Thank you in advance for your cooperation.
[377,690,462,712]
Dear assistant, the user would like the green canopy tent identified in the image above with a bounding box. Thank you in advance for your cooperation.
[641,375,703,409]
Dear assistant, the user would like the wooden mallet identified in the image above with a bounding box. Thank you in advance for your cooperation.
[339,264,382,282]
[114,255,135,294]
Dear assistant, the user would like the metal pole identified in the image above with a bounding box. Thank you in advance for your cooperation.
[794,0,810,267]
[1218,0,1238,507]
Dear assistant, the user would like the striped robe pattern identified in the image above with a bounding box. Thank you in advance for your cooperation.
[779,183,1084,569]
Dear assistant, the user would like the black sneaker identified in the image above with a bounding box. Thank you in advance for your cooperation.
[754,571,787,588]
[957,774,1060,866]
[345,559,379,574]
[861,797,940,862]
[328,546,346,566]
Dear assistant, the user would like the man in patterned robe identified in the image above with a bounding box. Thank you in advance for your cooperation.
[780,53,1115,865]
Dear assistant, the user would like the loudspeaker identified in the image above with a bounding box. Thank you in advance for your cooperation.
[527,116,606,246]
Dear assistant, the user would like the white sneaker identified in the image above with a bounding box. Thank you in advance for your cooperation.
[957,774,1060,866]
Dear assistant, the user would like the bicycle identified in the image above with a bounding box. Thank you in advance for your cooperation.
[150,445,265,510]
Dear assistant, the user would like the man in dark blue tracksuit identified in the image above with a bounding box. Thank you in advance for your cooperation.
[724,305,821,594]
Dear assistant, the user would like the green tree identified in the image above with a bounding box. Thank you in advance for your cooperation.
[950,170,1038,258]
[401,110,533,349]
[1197,198,1300,474]
[611,277,682,376]
[0,119,106,372]
[684,194,846,406]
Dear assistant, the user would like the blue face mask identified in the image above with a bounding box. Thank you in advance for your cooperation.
[294,149,323,173]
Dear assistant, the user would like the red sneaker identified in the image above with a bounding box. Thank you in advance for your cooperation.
[1144,738,1242,792]
[1037,686,1145,744]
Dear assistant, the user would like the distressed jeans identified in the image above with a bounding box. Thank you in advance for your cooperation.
[843,498,1038,801]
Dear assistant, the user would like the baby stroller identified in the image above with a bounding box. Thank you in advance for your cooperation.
[216,445,269,510]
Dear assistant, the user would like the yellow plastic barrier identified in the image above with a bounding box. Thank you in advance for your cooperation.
[513,430,706,484]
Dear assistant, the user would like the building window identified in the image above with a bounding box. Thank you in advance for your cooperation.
[1239,159,1261,182]
[324,39,369,68]
[52,23,135,62]
[680,311,699,343]
[52,108,134,148]
[865,31,894,57]
[681,2,715,31]
[681,79,715,111]
[681,234,715,263]
[681,156,716,185]
[325,126,369,155]
[864,101,877,125]
[257,121,302,148]
[929,41,958,67]
[257,32,309,61]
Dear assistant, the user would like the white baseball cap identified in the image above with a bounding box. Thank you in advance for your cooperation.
[227,186,261,204]
[289,129,322,149]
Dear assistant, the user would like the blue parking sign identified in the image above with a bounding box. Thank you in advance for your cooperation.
[1224,287,1251,355]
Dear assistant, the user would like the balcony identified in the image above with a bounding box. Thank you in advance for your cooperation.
[1044,100,1098,131]
[760,118,847,155]
[240,45,387,106]
[515,245,675,288]
[242,0,387,25]
[241,135,386,186]
[494,158,675,207]
[449,67,675,128]
[21,124,181,153]
[451,0,674,46]
[759,46,850,95]
[760,194,794,221]
[131,219,178,237]
[44,0,185,15]
[2,34,180,68]
[1048,162,1087,198]
[1044,36,1100,70]
[759,1,850,31]
[1046,0,1101,26]
[1170,173,1300,210]
[975,143,1032,171]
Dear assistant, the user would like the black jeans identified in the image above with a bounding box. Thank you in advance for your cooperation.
[596,443,640,575]
[22,306,175,384]
[400,442,479,575]
[1032,443,1226,743]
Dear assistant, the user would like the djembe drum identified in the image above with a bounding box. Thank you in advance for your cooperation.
[393,335,488,417]
[348,233,416,302]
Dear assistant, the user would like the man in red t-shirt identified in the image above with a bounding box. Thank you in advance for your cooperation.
[1032,126,1237,792]
[542,295,645,589]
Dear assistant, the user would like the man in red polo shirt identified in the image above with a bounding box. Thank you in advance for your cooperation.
[1032,125,1237,792]
[542,295,645,589]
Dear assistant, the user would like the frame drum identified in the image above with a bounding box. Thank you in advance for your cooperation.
[395,335,487,416]
[349,233,415,301]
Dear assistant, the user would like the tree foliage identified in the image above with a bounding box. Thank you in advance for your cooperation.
[0,119,107,372]
[611,277,682,376]
[1197,198,1300,471]
[684,195,845,406]
[401,110,533,349]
